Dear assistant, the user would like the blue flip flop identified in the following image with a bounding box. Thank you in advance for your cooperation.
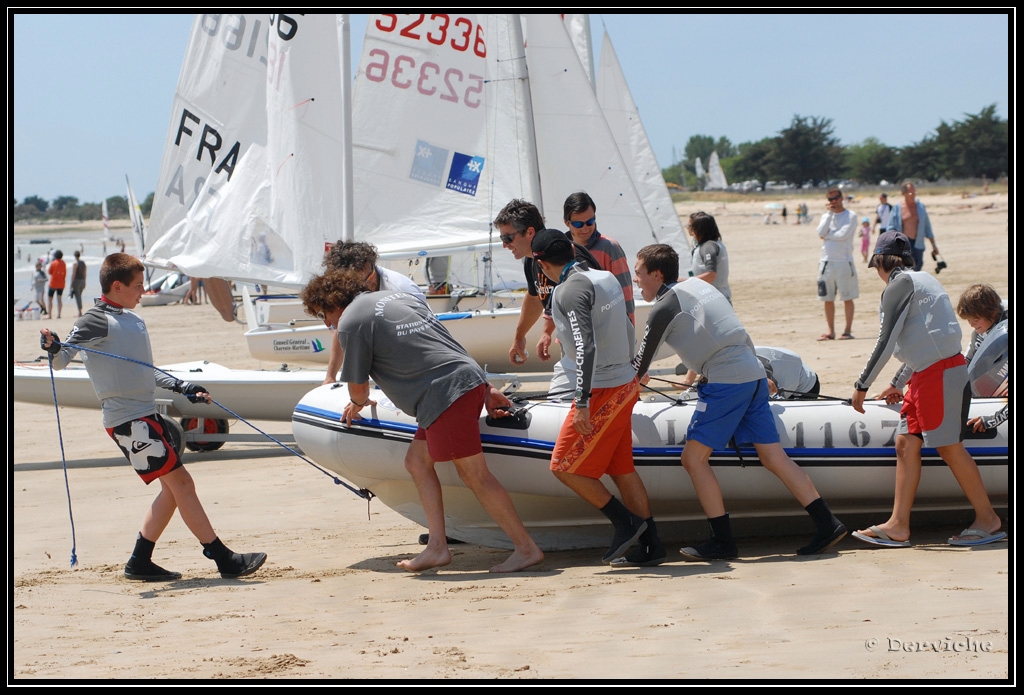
[948,529,1007,546]
[851,525,910,548]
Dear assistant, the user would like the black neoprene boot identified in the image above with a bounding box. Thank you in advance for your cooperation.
[124,533,181,581]
[599,497,648,563]
[202,537,267,578]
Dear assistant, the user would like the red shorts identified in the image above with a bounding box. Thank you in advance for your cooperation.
[900,354,969,447]
[106,414,183,484]
[550,379,639,478]
[413,383,487,462]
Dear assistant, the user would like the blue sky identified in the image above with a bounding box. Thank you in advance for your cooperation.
[12,12,1010,205]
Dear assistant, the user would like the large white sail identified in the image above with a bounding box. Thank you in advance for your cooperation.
[561,14,594,86]
[351,13,541,290]
[524,14,658,260]
[146,14,348,289]
[595,30,685,251]
[706,150,729,190]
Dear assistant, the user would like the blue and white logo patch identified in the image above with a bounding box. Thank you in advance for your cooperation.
[409,140,448,186]
[446,152,484,196]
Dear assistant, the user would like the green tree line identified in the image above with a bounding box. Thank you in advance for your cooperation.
[12,191,155,223]
[13,104,1006,219]
[663,104,1007,190]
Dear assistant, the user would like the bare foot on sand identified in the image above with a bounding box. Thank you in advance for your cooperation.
[489,547,544,573]
[397,546,452,572]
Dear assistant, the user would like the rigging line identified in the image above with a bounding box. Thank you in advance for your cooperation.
[639,381,689,405]
[44,341,371,500]
[775,388,853,404]
[45,355,78,568]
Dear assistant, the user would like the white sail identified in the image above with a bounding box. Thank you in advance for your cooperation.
[351,14,540,290]
[695,156,706,181]
[524,14,659,260]
[595,30,685,251]
[101,199,112,241]
[706,150,729,190]
[125,176,146,257]
[145,14,348,289]
[561,14,594,86]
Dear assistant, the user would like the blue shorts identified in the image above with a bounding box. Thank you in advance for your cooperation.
[687,379,780,450]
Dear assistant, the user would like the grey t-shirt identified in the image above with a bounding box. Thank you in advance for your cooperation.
[755,345,819,397]
[338,290,486,428]
[855,268,964,391]
[549,265,635,406]
[690,240,731,301]
[633,278,764,384]
[50,299,179,428]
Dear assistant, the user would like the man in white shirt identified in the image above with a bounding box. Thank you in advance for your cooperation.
[815,186,859,341]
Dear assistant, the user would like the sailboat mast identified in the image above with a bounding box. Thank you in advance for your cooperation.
[338,14,355,243]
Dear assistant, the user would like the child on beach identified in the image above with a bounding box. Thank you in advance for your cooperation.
[39,253,266,582]
[860,217,872,262]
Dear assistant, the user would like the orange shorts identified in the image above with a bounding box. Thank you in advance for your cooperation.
[550,379,638,478]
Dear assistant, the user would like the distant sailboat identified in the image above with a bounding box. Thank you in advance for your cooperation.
[101,199,112,241]
[695,156,706,182]
[706,150,729,190]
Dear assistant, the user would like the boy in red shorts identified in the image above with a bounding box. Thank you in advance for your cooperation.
[851,232,1004,547]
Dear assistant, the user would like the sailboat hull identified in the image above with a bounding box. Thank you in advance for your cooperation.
[14,360,325,422]
[246,301,660,372]
[292,385,1009,550]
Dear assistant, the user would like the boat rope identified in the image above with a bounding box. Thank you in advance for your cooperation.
[776,388,852,404]
[640,381,692,405]
[43,354,79,568]
[41,341,373,501]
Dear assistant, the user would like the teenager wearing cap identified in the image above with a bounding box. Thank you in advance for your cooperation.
[850,232,1004,548]
[531,229,664,566]
[631,243,847,560]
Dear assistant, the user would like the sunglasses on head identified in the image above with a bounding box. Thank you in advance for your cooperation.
[315,310,326,321]
[827,194,842,202]
[499,231,522,244]
[569,216,596,229]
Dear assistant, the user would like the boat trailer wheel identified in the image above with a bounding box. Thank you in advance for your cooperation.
[180,417,229,452]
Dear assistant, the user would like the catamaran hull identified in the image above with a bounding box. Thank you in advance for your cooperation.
[292,385,1009,550]
[13,360,326,422]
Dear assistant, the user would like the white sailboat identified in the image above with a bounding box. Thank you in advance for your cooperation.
[706,150,729,190]
[101,199,112,241]
[240,14,677,370]
[695,156,706,183]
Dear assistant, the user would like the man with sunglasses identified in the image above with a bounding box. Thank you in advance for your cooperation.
[321,241,428,385]
[815,186,860,341]
[563,191,635,325]
[493,199,598,388]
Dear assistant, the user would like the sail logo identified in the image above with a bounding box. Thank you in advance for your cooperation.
[311,338,325,353]
[446,152,484,196]
[409,140,449,186]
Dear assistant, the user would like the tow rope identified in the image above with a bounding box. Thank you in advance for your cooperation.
[39,342,374,565]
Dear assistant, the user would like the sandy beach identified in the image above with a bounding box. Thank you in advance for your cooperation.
[12,191,1010,680]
